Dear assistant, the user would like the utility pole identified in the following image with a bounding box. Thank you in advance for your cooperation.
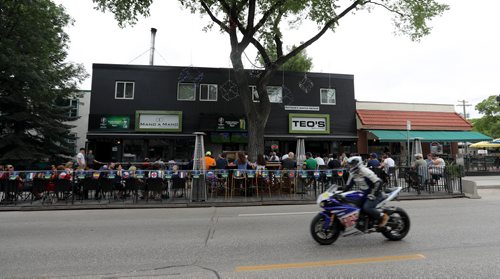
[457,100,472,120]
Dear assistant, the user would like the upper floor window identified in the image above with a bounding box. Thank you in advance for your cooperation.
[249,86,282,103]
[178,83,196,101]
[250,86,259,102]
[68,99,79,117]
[267,86,282,103]
[200,84,218,101]
[115,81,134,99]
[320,88,336,105]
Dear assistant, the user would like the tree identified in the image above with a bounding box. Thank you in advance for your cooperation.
[0,0,87,164]
[471,95,500,138]
[93,0,448,160]
[259,45,313,72]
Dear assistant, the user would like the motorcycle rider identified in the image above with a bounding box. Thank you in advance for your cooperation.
[344,156,389,227]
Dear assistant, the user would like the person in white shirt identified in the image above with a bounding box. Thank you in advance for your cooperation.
[380,153,395,175]
[76,148,86,169]
[314,153,325,166]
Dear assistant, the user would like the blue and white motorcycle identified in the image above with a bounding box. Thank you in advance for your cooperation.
[310,185,410,245]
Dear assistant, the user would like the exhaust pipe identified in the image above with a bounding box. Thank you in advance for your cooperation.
[149,28,157,65]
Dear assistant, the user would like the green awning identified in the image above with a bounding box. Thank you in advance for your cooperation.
[368,130,492,142]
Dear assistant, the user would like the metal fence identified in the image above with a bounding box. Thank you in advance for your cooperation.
[463,155,500,173]
[0,166,463,206]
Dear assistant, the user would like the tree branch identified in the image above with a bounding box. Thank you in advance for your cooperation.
[249,36,271,67]
[366,1,405,17]
[275,0,363,66]
[200,0,230,33]
[246,0,256,33]
[252,0,286,37]
[273,10,284,59]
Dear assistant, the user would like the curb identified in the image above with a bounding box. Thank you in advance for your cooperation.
[0,194,465,212]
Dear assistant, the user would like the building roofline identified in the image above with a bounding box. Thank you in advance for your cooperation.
[92,63,354,80]
[356,100,454,107]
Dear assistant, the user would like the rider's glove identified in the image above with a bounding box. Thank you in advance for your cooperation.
[367,194,376,200]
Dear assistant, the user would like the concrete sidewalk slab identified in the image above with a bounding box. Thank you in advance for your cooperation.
[463,176,500,188]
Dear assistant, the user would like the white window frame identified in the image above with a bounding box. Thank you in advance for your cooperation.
[177,83,197,101]
[250,86,259,102]
[320,88,336,105]
[199,84,218,102]
[115,81,135,100]
[68,99,79,117]
[267,86,282,103]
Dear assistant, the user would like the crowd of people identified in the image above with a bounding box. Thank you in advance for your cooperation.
[1,146,450,203]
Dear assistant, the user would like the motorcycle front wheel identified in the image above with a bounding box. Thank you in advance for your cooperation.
[310,213,341,245]
[381,208,410,241]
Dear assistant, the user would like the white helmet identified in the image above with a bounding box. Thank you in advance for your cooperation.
[347,156,363,173]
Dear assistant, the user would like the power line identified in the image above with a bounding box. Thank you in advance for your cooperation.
[457,100,472,120]
[127,48,151,64]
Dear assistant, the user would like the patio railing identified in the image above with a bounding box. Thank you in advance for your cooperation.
[0,166,463,206]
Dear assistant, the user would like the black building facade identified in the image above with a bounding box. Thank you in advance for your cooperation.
[88,64,357,162]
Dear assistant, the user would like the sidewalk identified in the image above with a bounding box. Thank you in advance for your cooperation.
[0,189,464,211]
[463,176,500,189]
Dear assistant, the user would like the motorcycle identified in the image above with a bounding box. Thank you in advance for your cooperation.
[310,185,410,245]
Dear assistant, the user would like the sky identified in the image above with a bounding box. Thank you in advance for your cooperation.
[54,0,500,118]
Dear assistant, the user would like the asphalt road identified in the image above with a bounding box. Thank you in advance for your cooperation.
[1,189,500,278]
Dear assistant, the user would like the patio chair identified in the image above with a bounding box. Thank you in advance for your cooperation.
[146,177,164,201]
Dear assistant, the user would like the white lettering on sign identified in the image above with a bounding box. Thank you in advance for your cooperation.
[284,105,320,111]
[290,117,328,132]
[139,114,180,130]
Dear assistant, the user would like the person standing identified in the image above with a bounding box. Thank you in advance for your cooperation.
[204,151,216,170]
[76,148,86,169]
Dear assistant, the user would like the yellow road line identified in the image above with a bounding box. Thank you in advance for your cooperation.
[235,254,425,272]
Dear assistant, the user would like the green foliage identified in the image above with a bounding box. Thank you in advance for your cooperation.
[259,45,313,72]
[476,95,500,117]
[471,95,500,138]
[0,0,88,164]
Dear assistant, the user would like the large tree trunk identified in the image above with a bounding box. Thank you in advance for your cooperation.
[230,51,272,161]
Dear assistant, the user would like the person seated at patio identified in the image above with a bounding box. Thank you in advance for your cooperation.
[429,153,445,184]
[280,152,296,170]
[367,153,380,169]
[303,152,318,189]
[268,151,280,162]
[233,152,249,195]
[1,164,23,201]
[379,153,395,184]
[215,153,227,170]
[412,153,429,186]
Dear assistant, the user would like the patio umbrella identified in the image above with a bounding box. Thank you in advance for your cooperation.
[410,138,423,165]
[492,138,500,144]
[469,141,500,148]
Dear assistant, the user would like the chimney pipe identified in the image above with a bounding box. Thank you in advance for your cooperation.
[149,28,157,66]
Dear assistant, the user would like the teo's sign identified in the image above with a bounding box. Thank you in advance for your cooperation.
[289,114,330,134]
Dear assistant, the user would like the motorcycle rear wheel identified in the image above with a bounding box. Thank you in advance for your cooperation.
[310,214,341,245]
[381,208,410,241]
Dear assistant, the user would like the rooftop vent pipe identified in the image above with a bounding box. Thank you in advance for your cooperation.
[149,28,157,65]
